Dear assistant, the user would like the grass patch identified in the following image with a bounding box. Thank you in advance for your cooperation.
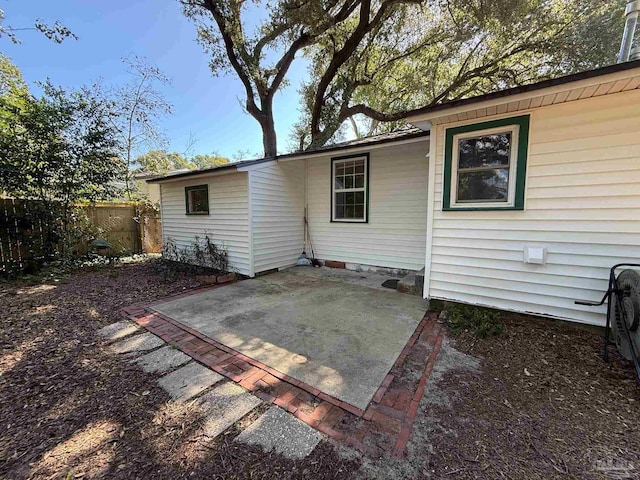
[444,303,504,339]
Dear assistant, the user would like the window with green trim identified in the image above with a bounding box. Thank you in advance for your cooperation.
[185,185,209,215]
[443,115,529,211]
[331,154,369,223]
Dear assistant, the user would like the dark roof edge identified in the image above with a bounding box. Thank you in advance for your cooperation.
[147,157,276,183]
[276,129,429,160]
[407,59,640,120]
[147,129,430,184]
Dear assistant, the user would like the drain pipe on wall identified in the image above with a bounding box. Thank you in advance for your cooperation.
[619,1,640,62]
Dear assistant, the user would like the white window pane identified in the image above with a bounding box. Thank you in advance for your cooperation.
[345,205,354,218]
[458,132,511,169]
[333,158,367,220]
[188,189,208,213]
[457,169,509,202]
[344,175,354,188]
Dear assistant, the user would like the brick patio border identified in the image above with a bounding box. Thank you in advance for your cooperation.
[121,284,444,457]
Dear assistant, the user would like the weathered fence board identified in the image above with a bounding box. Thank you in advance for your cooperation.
[0,199,162,274]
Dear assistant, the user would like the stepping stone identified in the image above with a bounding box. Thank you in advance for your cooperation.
[236,407,323,459]
[98,320,140,341]
[133,346,191,374]
[197,382,262,439]
[111,332,164,354]
[158,362,223,402]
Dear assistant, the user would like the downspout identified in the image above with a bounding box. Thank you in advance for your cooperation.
[619,1,640,62]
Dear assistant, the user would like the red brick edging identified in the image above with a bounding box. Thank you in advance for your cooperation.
[121,285,444,457]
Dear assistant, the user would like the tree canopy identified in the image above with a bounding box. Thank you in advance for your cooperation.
[0,79,123,205]
[0,58,124,260]
[135,150,229,174]
[181,0,626,155]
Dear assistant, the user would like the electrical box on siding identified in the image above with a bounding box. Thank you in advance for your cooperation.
[524,246,546,265]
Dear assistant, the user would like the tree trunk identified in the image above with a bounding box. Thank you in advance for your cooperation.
[261,116,277,157]
[257,96,277,157]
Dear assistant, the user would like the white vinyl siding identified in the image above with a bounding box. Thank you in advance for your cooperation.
[250,161,306,273]
[306,141,429,271]
[159,172,251,276]
[428,89,640,326]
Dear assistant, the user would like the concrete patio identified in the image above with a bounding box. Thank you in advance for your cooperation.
[150,267,428,411]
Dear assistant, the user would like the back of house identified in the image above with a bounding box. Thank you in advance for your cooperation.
[149,59,640,328]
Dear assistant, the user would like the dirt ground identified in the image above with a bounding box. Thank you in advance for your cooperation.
[1,258,638,479]
[0,259,358,479]
[411,313,640,480]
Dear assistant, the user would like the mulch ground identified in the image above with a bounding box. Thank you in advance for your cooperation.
[0,259,359,479]
[425,312,640,479]
[3,258,640,480]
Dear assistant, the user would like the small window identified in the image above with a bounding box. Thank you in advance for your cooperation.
[331,154,369,223]
[443,115,529,211]
[185,185,209,215]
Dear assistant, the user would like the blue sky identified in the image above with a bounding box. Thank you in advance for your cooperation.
[2,0,308,160]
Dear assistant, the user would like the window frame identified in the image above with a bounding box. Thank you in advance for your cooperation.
[443,115,530,211]
[184,184,210,215]
[330,153,369,223]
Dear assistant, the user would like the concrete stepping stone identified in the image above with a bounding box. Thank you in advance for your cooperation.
[235,407,323,459]
[133,346,191,374]
[196,382,262,440]
[158,362,223,402]
[98,320,140,341]
[111,332,164,354]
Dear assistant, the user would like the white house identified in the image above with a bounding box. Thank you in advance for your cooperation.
[149,59,640,327]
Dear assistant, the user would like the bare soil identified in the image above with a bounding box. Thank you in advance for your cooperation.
[0,259,359,479]
[422,312,640,479]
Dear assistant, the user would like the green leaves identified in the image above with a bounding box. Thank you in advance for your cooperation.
[0,76,123,205]
[134,150,230,174]
[183,0,627,153]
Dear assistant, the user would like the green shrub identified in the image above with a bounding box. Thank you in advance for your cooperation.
[444,303,504,338]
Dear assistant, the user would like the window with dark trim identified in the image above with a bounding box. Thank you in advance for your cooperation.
[443,115,530,211]
[185,185,209,215]
[331,154,369,223]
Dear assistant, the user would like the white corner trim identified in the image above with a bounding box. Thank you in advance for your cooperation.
[236,159,278,172]
[247,171,255,277]
[422,133,437,299]
[159,184,165,248]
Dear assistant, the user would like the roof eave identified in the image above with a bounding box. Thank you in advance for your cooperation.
[406,60,640,125]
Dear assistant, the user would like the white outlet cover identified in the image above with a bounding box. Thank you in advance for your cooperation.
[524,246,546,264]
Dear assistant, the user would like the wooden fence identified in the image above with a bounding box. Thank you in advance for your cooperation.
[0,199,162,274]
